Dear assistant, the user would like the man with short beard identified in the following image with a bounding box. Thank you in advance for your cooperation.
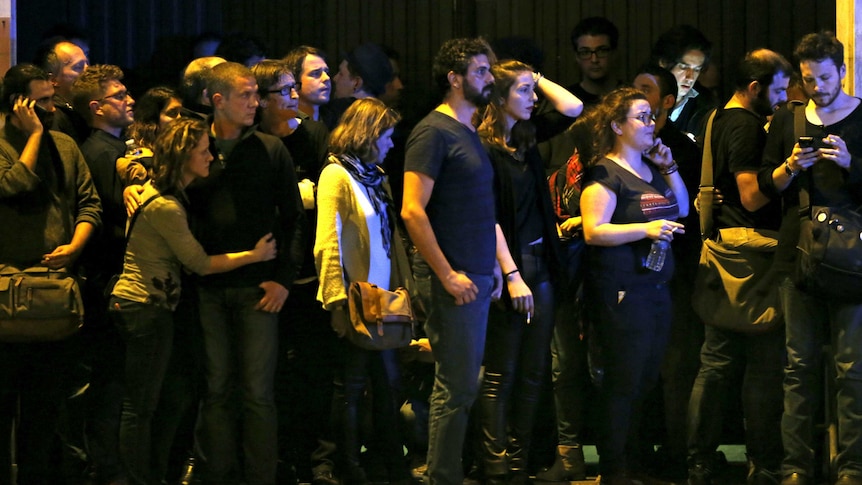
[401,37,498,485]
[686,49,791,485]
[759,31,862,485]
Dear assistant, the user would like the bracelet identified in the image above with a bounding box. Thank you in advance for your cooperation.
[784,160,800,178]
[660,161,679,175]
[505,269,519,278]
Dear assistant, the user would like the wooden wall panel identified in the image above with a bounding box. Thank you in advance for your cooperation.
[15,0,836,109]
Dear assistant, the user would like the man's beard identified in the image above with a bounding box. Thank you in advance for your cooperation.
[810,83,841,109]
[751,89,775,118]
[34,105,54,130]
[464,82,492,107]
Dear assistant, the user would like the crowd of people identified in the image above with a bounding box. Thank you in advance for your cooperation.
[0,16,861,485]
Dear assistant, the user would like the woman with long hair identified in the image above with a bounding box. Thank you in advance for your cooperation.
[118,86,183,185]
[579,87,688,485]
[109,117,277,485]
[314,97,409,485]
[475,59,582,485]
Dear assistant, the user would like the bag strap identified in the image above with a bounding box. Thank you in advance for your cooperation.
[125,193,163,242]
[698,108,719,240]
[790,101,813,217]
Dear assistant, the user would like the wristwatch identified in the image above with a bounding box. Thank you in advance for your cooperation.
[784,160,800,178]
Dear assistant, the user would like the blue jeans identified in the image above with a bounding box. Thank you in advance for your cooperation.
[196,285,279,485]
[111,299,174,485]
[478,252,555,476]
[687,323,785,472]
[780,276,862,478]
[586,273,671,477]
[424,271,494,485]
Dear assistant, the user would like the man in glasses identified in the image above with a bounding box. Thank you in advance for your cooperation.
[568,16,621,108]
[686,49,791,485]
[68,63,137,485]
[651,25,717,141]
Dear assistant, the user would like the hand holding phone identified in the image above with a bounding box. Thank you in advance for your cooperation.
[11,96,44,134]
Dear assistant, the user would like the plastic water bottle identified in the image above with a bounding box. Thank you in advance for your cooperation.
[644,239,669,272]
[124,139,141,157]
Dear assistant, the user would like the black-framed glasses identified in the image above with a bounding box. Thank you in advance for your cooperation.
[99,90,130,103]
[265,84,297,97]
[576,46,612,60]
[627,112,656,125]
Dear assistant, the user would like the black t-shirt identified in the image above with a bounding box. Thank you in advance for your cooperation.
[710,107,780,231]
[762,100,862,273]
[586,157,680,281]
[404,111,496,276]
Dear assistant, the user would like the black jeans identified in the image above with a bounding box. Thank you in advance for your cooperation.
[586,272,671,477]
[687,324,785,473]
[332,338,404,481]
[0,339,74,485]
[478,251,555,477]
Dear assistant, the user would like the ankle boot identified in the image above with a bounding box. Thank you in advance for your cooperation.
[535,445,587,481]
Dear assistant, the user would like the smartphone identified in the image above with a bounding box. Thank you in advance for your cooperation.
[798,136,831,150]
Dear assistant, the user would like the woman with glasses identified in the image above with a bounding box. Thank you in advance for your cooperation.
[579,87,687,485]
[110,118,277,485]
[475,59,582,485]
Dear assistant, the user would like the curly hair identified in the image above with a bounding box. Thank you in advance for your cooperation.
[795,30,843,68]
[587,86,647,166]
[432,37,496,95]
[70,64,124,124]
[128,86,179,149]
[329,98,401,163]
[478,59,536,158]
[152,118,208,196]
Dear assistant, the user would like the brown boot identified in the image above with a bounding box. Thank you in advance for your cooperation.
[535,445,587,481]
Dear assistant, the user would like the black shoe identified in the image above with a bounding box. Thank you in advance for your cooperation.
[314,469,341,485]
[484,475,508,485]
[836,474,862,485]
[509,471,531,485]
[688,463,713,485]
[780,473,811,485]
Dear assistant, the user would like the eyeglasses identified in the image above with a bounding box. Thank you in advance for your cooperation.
[576,46,612,60]
[265,84,297,97]
[627,112,656,125]
[99,90,130,103]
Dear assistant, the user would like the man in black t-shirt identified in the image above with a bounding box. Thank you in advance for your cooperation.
[401,38,498,485]
[759,32,862,485]
[687,49,791,485]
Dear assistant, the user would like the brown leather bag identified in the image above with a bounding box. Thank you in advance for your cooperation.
[347,282,413,350]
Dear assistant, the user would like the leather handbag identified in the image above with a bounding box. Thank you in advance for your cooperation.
[691,109,782,333]
[795,202,862,302]
[347,282,414,350]
[0,265,84,342]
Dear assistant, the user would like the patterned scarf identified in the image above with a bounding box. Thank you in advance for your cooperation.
[333,154,394,257]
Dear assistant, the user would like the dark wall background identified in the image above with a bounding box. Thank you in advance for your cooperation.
[18,0,835,108]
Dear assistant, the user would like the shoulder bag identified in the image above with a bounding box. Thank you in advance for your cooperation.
[344,186,415,351]
[691,109,783,333]
[0,265,84,342]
